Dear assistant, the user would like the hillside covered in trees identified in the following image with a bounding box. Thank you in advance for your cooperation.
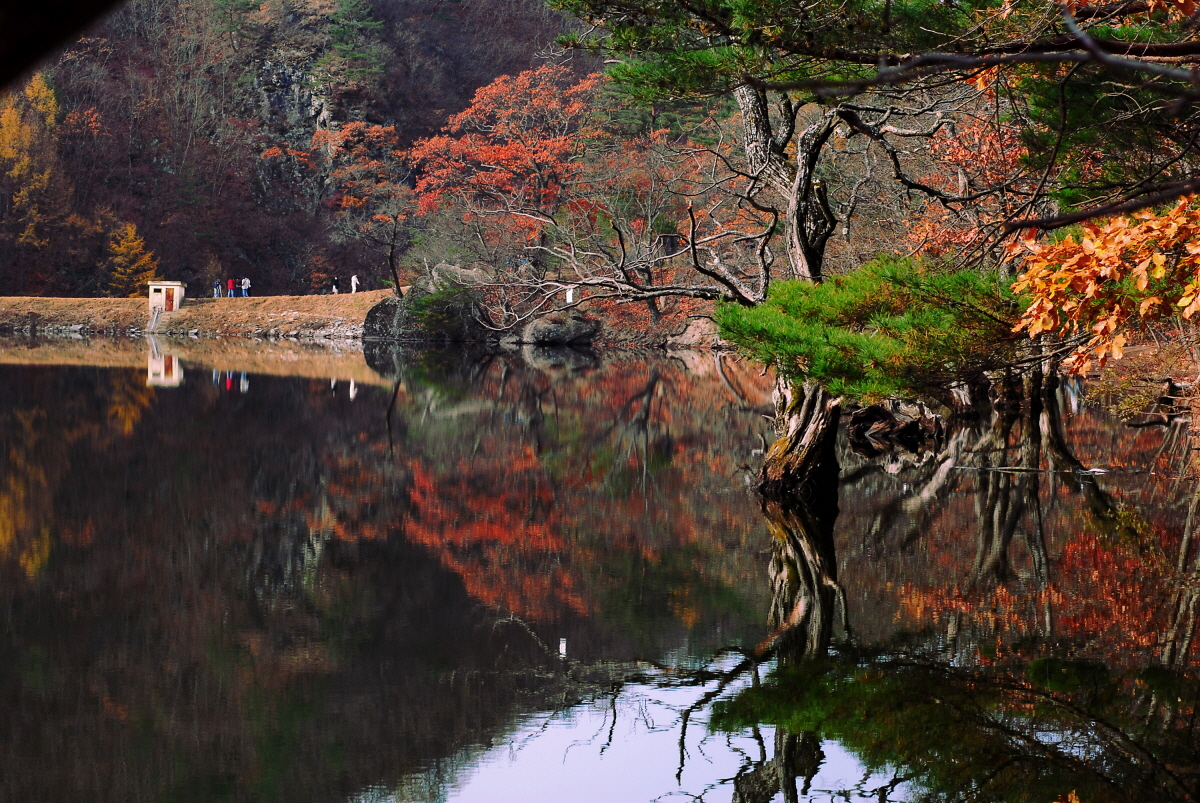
[0,0,577,297]
[8,0,1200,385]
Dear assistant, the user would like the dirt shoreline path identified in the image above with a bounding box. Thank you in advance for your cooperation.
[0,290,392,339]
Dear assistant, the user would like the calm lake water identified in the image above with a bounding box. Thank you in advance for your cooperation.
[1,339,1198,803]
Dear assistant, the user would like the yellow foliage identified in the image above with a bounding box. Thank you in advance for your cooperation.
[1010,197,1200,372]
[18,526,52,578]
[107,374,157,435]
[22,73,58,130]
[105,222,162,297]
[0,410,49,568]
[0,73,69,253]
[0,101,29,162]
[0,485,26,559]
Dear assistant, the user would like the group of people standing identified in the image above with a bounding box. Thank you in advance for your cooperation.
[330,275,360,294]
[210,274,364,297]
[214,278,251,298]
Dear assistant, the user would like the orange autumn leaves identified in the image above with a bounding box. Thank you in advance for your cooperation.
[397,358,775,627]
[909,114,1031,256]
[406,65,730,267]
[408,66,602,220]
[1010,197,1200,372]
[899,529,1168,662]
[405,454,590,620]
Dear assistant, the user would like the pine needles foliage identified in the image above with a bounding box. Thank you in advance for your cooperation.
[714,257,1024,402]
[105,222,161,298]
[316,0,386,84]
[709,655,1119,803]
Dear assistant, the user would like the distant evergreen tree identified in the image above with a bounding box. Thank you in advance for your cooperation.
[212,0,259,49]
[105,222,161,297]
[317,0,386,84]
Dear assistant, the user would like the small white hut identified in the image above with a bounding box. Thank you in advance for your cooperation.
[148,280,187,313]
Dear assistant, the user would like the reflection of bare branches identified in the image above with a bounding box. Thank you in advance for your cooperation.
[953,665,1197,802]
[1163,483,1200,667]
[970,409,1033,586]
[856,421,982,550]
[492,614,566,665]
[385,377,404,454]
[732,549,835,802]
[712,352,763,411]
[671,654,759,783]
[1041,395,1140,542]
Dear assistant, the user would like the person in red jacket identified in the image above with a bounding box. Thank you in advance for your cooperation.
[227,278,235,297]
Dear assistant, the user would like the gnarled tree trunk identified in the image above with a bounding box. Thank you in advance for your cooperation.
[758,495,844,664]
[757,379,841,499]
[734,86,837,282]
[733,728,824,803]
[755,379,845,664]
[739,379,843,803]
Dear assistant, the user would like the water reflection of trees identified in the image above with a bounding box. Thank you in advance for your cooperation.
[0,351,782,802]
[377,347,779,648]
[714,649,1200,803]
[11,353,1200,802]
[734,491,843,803]
[712,377,1200,803]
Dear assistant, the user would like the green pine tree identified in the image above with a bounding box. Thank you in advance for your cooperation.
[316,0,386,85]
[105,222,161,298]
[212,0,259,48]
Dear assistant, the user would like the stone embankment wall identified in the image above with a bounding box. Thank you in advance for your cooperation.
[0,291,392,340]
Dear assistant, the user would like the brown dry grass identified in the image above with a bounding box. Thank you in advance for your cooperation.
[159,290,391,337]
[0,290,394,337]
[0,297,145,332]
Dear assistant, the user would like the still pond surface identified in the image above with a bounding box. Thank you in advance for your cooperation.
[1,339,1198,803]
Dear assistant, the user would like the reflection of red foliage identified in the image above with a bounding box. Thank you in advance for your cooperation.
[400,357,775,625]
[1054,532,1169,653]
[320,454,388,542]
[900,526,1170,664]
[887,409,1183,665]
[900,583,1067,645]
[406,456,589,620]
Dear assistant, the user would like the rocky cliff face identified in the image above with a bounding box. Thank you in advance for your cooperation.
[256,54,332,137]
[242,0,583,146]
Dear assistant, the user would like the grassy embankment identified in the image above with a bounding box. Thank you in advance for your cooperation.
[0,290,392,338]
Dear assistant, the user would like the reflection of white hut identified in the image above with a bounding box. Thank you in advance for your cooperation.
[147,338,183,387]
[148,280,186,312]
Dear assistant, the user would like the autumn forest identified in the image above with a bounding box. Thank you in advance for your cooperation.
[6,0,1200,371]
[9,0,1200,801]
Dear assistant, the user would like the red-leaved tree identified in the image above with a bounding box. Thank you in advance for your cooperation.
[408,65,601,260]
[408,67,783,330]
[265,122,415,290]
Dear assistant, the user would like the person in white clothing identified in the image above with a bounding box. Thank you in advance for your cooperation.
[241,277,251,297]
[350,274,359,293]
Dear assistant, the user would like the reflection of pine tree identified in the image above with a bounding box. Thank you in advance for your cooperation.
[105,223,161,297]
